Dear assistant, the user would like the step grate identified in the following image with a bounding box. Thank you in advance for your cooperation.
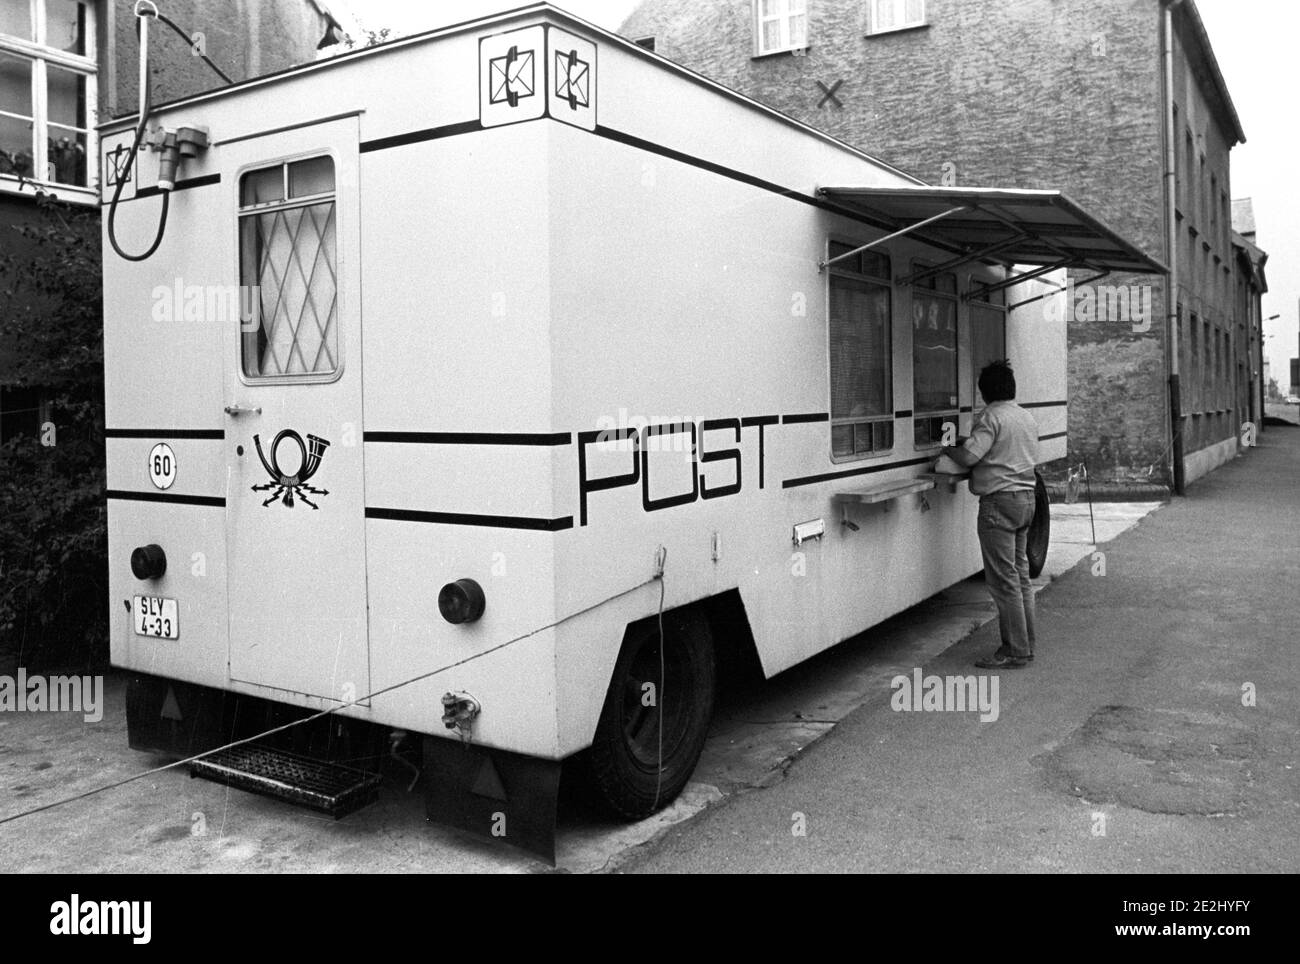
[190,743,382,818]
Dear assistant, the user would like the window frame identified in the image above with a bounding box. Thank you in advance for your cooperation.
[826,236,895,464]
[236,151,344,386]
[0,0,97,203]
[967,280,1007,412]
[909,260,960,448]
[866,0,927,37]
[752,0,808,57]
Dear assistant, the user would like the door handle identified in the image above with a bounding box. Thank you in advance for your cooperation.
[224,404,262,417]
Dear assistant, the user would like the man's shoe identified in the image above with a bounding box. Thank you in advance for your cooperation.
[975,652,1028,669]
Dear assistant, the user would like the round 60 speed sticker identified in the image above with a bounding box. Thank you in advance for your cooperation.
[148,442,177,490]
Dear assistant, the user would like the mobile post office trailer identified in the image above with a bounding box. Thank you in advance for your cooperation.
[100,3,1165,859]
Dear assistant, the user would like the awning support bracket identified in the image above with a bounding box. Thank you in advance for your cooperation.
[965,258,1075,300]
[817,205,971,273]
[1007,270,1111,312]
[894,232,1029,288]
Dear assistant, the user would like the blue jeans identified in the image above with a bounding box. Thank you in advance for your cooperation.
[976,490,1037,659]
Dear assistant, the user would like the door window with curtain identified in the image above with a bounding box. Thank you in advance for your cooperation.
[828,241,893,460]
[238,155,339,380]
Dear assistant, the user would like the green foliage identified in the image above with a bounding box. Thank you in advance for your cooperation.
[344,26,393,49]
[0,191,106,671]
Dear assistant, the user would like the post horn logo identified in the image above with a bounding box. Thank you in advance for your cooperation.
[252,430,330,509]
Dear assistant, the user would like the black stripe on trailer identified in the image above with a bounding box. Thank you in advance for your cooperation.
[783,455,933,489]
[132,173,221,199]
[1021,400,1069,410]
[781,412,830,425]
[352,118,974,258]
[366,507,574,531]
[364,431,571,445]
[1039,431,1068,442]
[359,119,483,153]
[106,489,225,507]
[105,428,225,439]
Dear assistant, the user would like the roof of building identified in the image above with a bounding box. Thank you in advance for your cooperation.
[1180,0,1247,146]
[1231,197,1256,237]
[1231,229,1268,293]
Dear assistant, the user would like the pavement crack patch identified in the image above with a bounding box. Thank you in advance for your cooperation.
[1033,705,1259,817]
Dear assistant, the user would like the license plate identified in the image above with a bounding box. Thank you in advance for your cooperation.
[133,596,179,639]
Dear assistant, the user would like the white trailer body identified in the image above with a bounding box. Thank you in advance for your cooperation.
[99,4,1163,857]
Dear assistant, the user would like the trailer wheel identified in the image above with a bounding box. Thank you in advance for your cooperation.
[1027,471,1050,579]
[588,611,715,819]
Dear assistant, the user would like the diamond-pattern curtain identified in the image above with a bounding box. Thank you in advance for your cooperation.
[241,200,338,377]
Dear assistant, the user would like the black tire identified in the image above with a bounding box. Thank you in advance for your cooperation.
[588,611,716,819]
[1027,470,1050,579]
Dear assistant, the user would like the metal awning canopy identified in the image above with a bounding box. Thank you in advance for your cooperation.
[816,187,1167,293]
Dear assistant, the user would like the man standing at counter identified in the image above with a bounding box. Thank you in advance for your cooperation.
[941,360,1040,669]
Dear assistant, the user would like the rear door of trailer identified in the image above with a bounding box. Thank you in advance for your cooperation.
[221,116,369,705]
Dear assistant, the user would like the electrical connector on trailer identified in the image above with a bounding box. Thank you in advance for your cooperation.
[441,692,481,738]
[156,125,210,191]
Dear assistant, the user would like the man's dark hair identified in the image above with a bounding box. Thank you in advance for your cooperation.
[978,360,1016,402]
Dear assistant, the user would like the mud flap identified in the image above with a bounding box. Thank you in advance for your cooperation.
[1027,470,1051,579]
[423,737,562,865]
[126,673,227,757]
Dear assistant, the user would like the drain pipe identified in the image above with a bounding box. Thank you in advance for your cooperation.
[1164,0,1186,496]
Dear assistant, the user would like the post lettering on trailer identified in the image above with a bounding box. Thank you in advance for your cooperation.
[577,416,774,525]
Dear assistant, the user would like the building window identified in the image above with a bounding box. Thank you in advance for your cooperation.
[1210,173,1218,238]
[1202,318,1210,398]
[1220,191,1229,251]
[753,0,807,56]
[0,0,96,196]
[828,241,893,461]
[969,284,1006,409]
[912,267,958,446]
[868,0,926,35]
[239,156,340,380]
[1199,154,1207,231]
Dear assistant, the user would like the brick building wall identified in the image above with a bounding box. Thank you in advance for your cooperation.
[622,0,1247,485]
[107,0,333,118]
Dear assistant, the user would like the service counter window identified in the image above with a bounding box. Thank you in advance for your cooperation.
[912,267,958,446]
[970,284,1007,408]
[828,241,893,461]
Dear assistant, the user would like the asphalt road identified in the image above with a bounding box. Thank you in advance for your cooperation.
[621,425,1300,873]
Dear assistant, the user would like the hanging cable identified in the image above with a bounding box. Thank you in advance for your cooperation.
[106,109,168,262]
[106,2,232,262]
[106,4,166,261]
[149,9,234,84]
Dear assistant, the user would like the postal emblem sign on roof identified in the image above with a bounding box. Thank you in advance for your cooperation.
[480,24,596,131]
